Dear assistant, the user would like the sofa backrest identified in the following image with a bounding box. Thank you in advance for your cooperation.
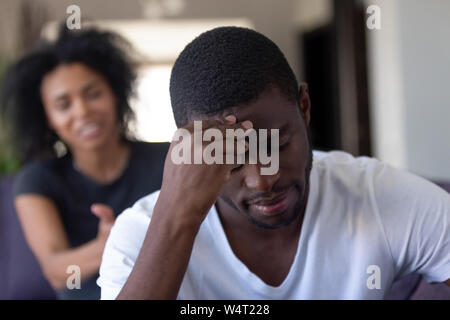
[1,176,448,300]
[0,175,56,299]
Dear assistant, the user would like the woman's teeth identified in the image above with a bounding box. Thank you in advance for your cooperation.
[80,123,100,136]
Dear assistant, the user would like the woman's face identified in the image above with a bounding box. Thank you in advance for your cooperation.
[40,63,120,153]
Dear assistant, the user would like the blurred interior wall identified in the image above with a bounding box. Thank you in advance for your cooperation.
[366,0,450,181]
[0,0,336,89]
[0,0,306,79]
[2,0,448,180]
[0,0,21,56]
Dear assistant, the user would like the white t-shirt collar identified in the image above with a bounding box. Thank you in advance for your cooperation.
[205,167,319,297]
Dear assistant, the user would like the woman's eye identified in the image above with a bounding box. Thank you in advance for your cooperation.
[56,102,70,111]
[86,91,101,100]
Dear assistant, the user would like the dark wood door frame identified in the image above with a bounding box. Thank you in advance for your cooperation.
[334,0,372,156]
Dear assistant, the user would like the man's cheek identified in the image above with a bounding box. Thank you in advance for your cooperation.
[219,180,243,203]
[219,185,236,200]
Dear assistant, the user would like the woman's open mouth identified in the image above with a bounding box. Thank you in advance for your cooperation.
[79,122,102,139]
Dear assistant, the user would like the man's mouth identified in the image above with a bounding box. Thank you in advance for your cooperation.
[247,187,295,216]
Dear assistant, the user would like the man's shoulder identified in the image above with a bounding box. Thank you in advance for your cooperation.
[125,189,161,216]
[106,190,161,252]
[310,150,449,215]
[309,150,441,209]
[311,150,385,189]
[312,149,380,170]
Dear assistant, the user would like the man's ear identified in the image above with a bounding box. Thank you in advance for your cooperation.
[298,83,311,126]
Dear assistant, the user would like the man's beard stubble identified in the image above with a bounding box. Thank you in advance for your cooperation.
[219,129,314,230]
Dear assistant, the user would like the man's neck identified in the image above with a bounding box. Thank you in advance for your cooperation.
[215,188,309,286]
[216,203,302,245]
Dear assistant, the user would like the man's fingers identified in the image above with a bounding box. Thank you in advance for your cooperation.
[202,119,254,158]
[182,116,252,134]
[224,114,236,124]
[173,118,254,166]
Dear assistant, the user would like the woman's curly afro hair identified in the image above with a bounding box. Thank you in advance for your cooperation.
[1,25,137,163]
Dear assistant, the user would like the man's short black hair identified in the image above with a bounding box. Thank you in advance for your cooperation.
[170,26,299,128]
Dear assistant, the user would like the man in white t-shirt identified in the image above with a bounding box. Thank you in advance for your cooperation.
[97,27,450,299]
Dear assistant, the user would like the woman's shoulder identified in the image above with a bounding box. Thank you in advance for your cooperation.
[17,156,68,176]
[13,157,69,198]
[15,158,56,180]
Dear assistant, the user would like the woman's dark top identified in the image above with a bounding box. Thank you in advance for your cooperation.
[12,140,170,299]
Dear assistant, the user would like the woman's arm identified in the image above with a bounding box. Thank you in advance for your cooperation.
[14,195,114,290]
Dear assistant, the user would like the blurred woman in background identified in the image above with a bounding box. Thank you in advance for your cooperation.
[1,26,169,299]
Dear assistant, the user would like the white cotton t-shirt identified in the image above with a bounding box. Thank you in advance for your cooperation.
[97,150,450,299]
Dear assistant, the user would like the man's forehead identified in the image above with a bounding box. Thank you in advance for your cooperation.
[189,87,298,130]
[224,103,295,131]
[221,106,282,129]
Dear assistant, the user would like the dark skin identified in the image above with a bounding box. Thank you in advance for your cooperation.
[117,83,312,299]
[215,85,312,286]
[116,83,450,299]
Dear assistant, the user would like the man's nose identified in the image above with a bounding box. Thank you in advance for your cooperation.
[243,164,281,192]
